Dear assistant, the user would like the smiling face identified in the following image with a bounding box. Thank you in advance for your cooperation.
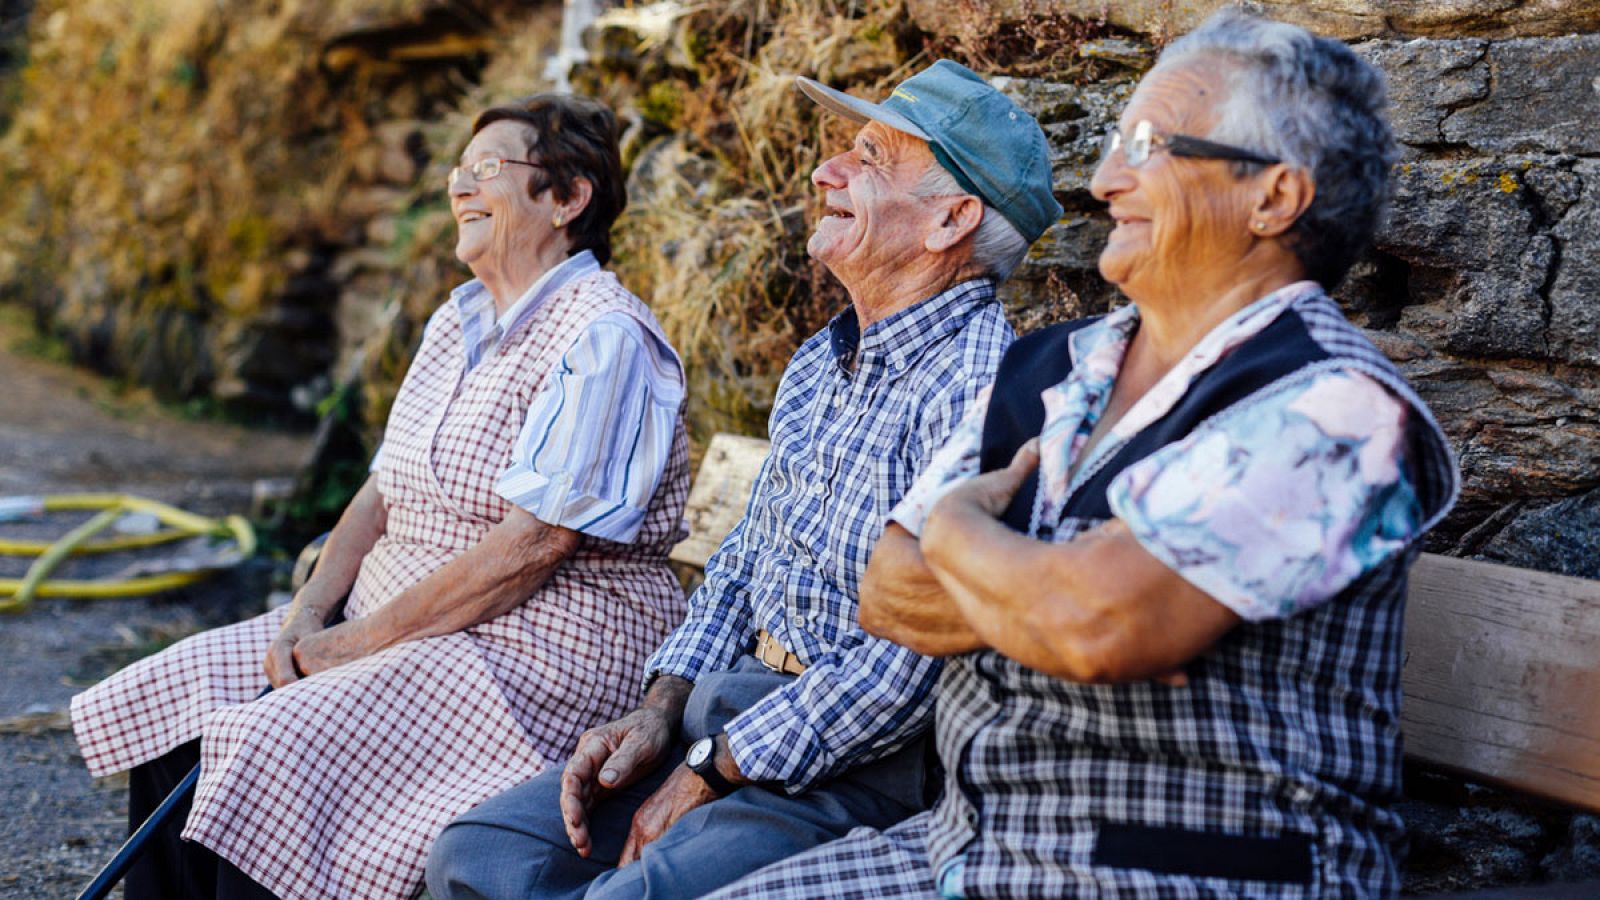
[807,121,952,291]
[450,119,564,278]
[1089,60,1263,303]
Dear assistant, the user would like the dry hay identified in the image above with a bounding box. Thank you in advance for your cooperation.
[557,0,1119,441]
[0,0,1119,453]
[570,0,918,440]
[358,0,924,444]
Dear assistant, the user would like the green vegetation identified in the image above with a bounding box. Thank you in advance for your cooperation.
[0,303,69,363]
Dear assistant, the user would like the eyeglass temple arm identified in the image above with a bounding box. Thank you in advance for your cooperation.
[1167,135,1280,165]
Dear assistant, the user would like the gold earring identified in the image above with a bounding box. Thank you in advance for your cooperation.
[553,214,564,228]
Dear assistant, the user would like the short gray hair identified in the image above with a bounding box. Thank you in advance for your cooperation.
[1158,8,1398,289]
[913,160,1031,282]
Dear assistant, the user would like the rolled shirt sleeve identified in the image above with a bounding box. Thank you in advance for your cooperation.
[495,312,685,544]
[1107,369,1424,622]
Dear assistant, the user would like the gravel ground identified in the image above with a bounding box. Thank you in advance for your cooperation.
[0,314,309,899]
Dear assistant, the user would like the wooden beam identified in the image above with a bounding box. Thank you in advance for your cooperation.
[1402,553,1600,813]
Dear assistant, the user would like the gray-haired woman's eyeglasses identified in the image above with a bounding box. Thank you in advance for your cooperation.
[1101,120,1281,168]
[447,158,544,188]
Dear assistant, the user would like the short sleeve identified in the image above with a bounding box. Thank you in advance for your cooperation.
[1106,369,1423,622]
[495,312,685,543]
[888,384,992,537]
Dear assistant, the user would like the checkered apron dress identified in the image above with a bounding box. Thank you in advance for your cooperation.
[70,270,689,899]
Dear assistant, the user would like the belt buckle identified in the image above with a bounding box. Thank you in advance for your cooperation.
[756,631,782,672]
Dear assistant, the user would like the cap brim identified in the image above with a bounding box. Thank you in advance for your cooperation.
[795,76,929,141]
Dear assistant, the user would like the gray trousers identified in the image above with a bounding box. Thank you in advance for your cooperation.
[425,656,929,899]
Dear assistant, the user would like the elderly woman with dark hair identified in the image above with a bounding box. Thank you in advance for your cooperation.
[71,94,690,899]
[713,10,1458,898]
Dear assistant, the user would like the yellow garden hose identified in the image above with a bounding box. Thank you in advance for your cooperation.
[0,494,255,613]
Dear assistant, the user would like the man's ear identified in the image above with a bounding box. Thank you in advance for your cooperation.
[1249,164,1314,237]
[925,195,985,254]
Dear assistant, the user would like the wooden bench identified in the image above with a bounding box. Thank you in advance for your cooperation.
[675,434,1600,817]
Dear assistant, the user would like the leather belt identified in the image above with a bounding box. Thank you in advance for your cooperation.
[754,629,807,675]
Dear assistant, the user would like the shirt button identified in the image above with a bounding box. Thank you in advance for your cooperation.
[791,613,806,628]
[810,483,825,496]
[965,809,979,827]
[832,393,843,408]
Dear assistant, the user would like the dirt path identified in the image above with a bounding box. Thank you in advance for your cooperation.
[0,308,312,898]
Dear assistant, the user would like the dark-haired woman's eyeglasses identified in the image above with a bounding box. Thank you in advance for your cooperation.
[1101,120,1280,168]
[447,158,544,188]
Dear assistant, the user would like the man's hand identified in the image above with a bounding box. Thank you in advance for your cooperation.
[560,705,677,858]
[933,438,1038,521]
[263,607,328,689]
[288,618,373,679]
[617,762,720,866]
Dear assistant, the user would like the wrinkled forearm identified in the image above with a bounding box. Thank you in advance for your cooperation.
[642,674,693,723]
[292,477,387,621]
[860,524,984,656]
[923,503,1238,683]
[357,507,580,654]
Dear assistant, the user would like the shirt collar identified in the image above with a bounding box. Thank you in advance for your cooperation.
[1062,279,1325,438]
[827,278,999,375]
[449,250,600,366]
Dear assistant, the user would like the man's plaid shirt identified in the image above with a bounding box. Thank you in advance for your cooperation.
[645,278,1013,791]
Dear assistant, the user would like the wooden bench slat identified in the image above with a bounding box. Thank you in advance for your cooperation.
[669,434,771,569]
[1400,553,1600,813]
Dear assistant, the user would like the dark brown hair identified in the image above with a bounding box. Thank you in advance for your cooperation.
[472,94,626,265]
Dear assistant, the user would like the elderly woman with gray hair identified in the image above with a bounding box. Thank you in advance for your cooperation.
[713,9,1457,898]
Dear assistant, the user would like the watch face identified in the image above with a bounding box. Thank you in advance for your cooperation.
[687,737,712,768]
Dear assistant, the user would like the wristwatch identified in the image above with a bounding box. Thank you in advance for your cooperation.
[686,734,739,796]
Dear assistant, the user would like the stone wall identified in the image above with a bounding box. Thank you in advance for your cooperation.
[941,3,1600,579]
[912,0,1600,41]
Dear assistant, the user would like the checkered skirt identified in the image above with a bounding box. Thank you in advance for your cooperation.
[70,271,689,899]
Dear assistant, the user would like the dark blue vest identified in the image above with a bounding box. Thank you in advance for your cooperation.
[979,309,1452,534]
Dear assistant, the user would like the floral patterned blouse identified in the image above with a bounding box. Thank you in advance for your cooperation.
[890,281,1423,622]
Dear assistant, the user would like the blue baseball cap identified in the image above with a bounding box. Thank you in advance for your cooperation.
[796,60,1063,244]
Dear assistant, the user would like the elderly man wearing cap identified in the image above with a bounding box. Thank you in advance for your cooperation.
[425,60,1060,900]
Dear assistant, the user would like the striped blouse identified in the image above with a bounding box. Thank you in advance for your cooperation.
[374,251,684,543]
